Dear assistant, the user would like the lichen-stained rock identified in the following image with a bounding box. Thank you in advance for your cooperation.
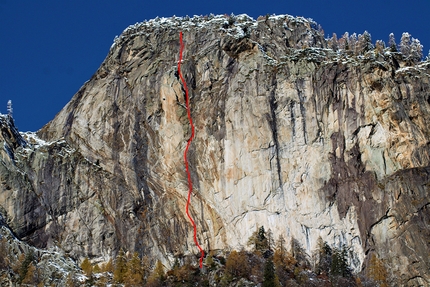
[1,14,430,285]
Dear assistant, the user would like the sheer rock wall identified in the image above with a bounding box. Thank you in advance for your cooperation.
[1,15,429,285]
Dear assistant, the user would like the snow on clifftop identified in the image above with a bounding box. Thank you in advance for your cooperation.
[109,13,427,65]
[111,13,319,49]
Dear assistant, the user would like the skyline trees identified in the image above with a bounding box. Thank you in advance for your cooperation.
[327,30,425,62]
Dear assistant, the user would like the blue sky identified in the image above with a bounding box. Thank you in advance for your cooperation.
[1,0,429,132]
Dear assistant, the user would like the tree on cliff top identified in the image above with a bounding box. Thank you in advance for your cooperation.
[388,33,397,52]
[7,100,12,118]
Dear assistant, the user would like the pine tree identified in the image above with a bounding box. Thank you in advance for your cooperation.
[266,229,274,251]
[338,32,349,50]
[153,260,165,280]
[7,100,12,118]
[65,272,78,287]
[93,264,101,274]
[263,257,281,287]
[124,252,143,287]
[205,254,216,270]
[275,235,286,255]
[141,255,151,282]
[247,226,269,253]
[315,237,332,275]
[66,272,79,287]
[13,253,25,275]
[21,262,39,285]
[258,226,267,243]
[0,237,9,270]
[375,40,385,54]
[388,33,397,52]
[113,249,127,284]
[18,250,35,284]
[410,38,423,62]
[349,33,358,54]
[102,258,114,273]
[80,257,93,278]
[328,33,339,51]
[146,260,165,287]
[368,253,388,287]
[291,238,309,268]
[400,32,412,58]
[331,246,351,277]
[273,235,296,270]
[357,31,373,54]
[225,250,250,278]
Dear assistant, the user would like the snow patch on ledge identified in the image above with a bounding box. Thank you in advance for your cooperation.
[21,131,50,147]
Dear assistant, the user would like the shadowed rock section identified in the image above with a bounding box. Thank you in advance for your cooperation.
[1,14,429,285]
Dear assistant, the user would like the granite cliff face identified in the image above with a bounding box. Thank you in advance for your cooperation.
[1,14,429,285]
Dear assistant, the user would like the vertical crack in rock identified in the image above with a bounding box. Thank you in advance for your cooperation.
[310,75,323,144]
[295,78,308,144]
[267,73,284,198]
[289,100,296,139]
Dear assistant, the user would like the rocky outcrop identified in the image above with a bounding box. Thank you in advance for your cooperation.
[0,201,80,285]
[1,14,429,285]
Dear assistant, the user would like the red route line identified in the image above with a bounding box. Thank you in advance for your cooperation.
[178,31,205,269]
